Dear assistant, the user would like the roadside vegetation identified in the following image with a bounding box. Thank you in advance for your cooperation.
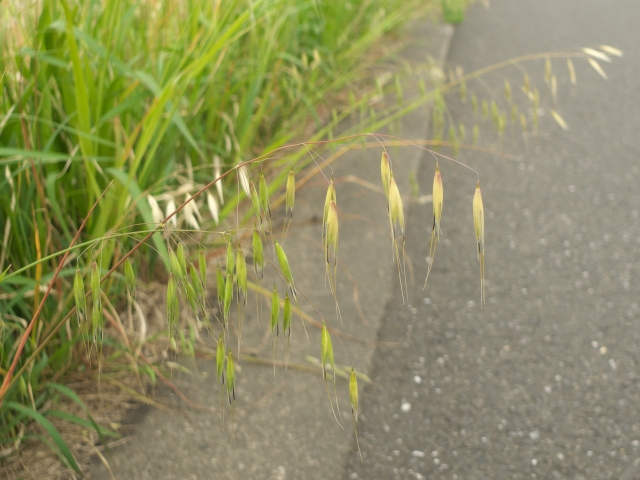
[0,0,622,477]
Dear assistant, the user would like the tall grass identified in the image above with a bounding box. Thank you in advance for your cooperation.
[0,0,432,472]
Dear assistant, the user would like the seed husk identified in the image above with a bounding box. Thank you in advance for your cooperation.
[249,180,261,223]
[323,178,336,242]
[252,227,264,277]
[177,244,188,279]
[216,334,225,385]
[236,246,248,305]
[388,174,405,237]
[167,273,179,332]
[271,285,280,336]
[275,240,296,300]
[326,201,339,264]
[169,249,184,283]
[472,181,485,305]
[321,322,334,381]
[425,166,443,288]
[224,272,233,325]
[350,365,362,461]
[216,264,225,313]
[226,241,235,276]
[380,152,391,199]
[286,169,295,217]
[226,351,236,403]
[283,292,291,338]
[258,171,271,224]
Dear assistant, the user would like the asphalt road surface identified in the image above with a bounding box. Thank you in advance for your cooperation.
[345,0,640,479]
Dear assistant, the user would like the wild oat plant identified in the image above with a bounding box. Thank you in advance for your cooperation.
[0,35,622,476]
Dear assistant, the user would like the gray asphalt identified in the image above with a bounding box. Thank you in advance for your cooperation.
[345,1,640,479]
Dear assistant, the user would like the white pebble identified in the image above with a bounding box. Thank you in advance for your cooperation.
[401,401,411,413]
[412,451,425,458]
[414,375,422,384]
[531,459,538,466]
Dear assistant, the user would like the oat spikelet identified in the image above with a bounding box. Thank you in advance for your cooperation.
[599,45,623,57]
[472,181,485,305]
[270,284,280,375]
[283,292,292,363]
[252,227,264,278]
[226,351,236,404]
[380,152,391,199]
[258,171,271,229]
[387,172,407,303]
[167,273,179,337]
[349,367,363,462]
[424,165,443,288]
[583,47,611,63]
[284,169,296,238]
[321,322,342,426]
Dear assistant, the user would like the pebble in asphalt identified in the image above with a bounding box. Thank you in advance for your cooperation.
[346,0,640,479]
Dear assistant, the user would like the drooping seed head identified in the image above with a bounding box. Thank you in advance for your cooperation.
[167,273,179,329]
[349,367,358,421]
[226,351,236,402]
[238,165,250,197]
[275,240,296,299]
[223,272,233,322]
[189,264,204,308]
[321,322,334,380]
[226,240,235,276]
[216,334,225,384]
[271,285,280,335]
[323,178,336,238]
[326,201,339,263]
[388,174,405,237]
[283,292,291,337]
[236,246,248,304]
[177,244,187,279]
[473,181,484,252]
[381,152,391,199]
[252,227,264,276]
[473,181,486,305]
[216,264,225,311]
[286,169,296,216]
[433,166,444,237]
[169,249,184,283]
[249,180,261,221]
[74,268,86,324]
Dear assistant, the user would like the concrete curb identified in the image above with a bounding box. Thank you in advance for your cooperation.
[89,19,454,480]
